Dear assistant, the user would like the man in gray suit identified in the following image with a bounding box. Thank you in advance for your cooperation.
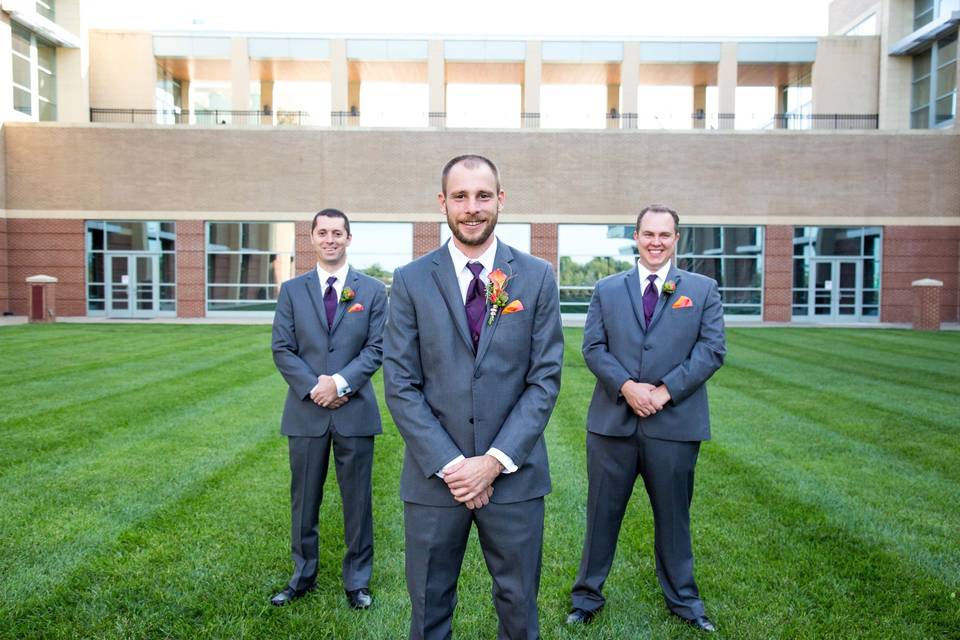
[384,155,563,640]
[567,204,725,633]
[271,209,387,609]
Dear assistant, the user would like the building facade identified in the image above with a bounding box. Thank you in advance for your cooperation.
[2,0,958,323]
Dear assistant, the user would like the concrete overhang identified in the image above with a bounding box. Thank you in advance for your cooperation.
[2,0,80,47]
[888,12,960,55]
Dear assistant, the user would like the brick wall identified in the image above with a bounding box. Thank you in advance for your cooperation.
[295,220,314,275]
[881,226,960,323]
[763,225,794,322]
[6,219,86,316]
[0,218,8,314]
[413,222,440,258]
[175,220,205,318]
[531,223,558,274]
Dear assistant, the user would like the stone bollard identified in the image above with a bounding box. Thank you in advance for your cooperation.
[910,278,942,331]
[26,275,58,323]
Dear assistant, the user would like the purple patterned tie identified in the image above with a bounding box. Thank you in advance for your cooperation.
[642,274,658,327]
[323,276,337,329]
[464,262,486,352]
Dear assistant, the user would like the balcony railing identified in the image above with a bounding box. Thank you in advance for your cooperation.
[90,108,879,131]
[90,108,312,125]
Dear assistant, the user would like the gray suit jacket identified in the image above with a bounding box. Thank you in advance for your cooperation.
[383,242,564,506]
[272,267,387,437]
[583,265,725,442]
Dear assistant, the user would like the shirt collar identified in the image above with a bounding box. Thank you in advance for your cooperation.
[637,260,672,286]
[448,236,498,275]
[316,261,350,286]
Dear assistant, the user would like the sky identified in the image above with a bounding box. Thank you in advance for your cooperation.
[87,0,835,37]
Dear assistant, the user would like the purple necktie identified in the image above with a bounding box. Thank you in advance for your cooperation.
[642,274,658,326]
[323,276,337,329]
[464,262,486,352]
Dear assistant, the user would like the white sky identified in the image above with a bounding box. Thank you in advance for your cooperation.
[88,0,834,37]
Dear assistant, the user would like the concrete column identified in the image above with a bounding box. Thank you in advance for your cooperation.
[692,84,707,129]
[523,40,541,128]
[180,79,190,114]
[330,39,348,124]
[621,42,639,128]
[774,84,787,128]
[878,0,913,129]
[718,42,737,128]
[53,0,89,122]
[428,39,445,127]
[260,80,274,124]
[230,37,251,112]
[606,83,620,128]
[911,279,943,329]
[348,80,361,125]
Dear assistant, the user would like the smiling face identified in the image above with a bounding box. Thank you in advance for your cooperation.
[310,215,351,271]
[438,160,504,257]
[634,211,678,272]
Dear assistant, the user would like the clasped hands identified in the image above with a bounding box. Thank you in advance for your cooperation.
[444,455,503,511]
[310,374,349,409]
[620,380,671,417]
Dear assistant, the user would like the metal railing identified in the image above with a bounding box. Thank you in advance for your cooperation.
[90,108,312,125]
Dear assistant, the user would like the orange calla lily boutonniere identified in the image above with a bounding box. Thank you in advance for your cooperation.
[671,295,694,309]
[347,302,365,313]
[485,268,523,325]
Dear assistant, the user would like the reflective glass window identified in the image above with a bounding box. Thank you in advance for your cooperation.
[205,222,295,312]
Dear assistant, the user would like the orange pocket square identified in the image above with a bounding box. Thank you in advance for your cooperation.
[671,295,694,309]
[502,299,524,315]
[347,303,365,313]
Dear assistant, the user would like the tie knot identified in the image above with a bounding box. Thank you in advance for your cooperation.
[326,276,337,286]
[467,262,484,278]
[647,274,658,285]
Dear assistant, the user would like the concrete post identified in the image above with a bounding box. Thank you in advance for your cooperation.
[230,37,251,113]
[428,39,445,128]
[718,42,738,129]
[523,40,541,128]
[621,42,639,128]
[330,39,348,125]
[26,275,57,322]
[693,84,707,129]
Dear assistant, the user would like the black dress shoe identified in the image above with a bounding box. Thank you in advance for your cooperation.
[565,607,600,625]
[270,583,316,606]
[346,587,372,609]
[673,613,716,633]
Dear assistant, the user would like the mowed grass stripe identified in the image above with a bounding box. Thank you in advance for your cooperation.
[728,330,960,394]
[709,381,959,586]
[777,327,960,364]
[0,369,283,604]
[0,324,264,387]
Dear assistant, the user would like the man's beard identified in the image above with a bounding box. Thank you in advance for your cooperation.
[447,213,497,246]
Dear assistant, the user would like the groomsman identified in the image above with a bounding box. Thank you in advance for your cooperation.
[567,204,726,633]
[271,209,387,609]
[384,155,564,639]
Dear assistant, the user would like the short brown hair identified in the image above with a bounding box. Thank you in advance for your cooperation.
[636,204,679,233]
[312,208,351,235]
[441,154,501,195]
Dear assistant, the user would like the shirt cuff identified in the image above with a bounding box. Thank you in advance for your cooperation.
[436,455,465,479]
[332,373,351,398]
[486,448,517,474]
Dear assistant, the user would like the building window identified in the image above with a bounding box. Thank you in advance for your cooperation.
[914,0,935,31]
[86,221,177,316]
[911,32,957,128]
[677,226,764,316]
[845,13,878,36]
[558,224,636,313]
[440,223,531,254]
[36,0,55,21]
[205,222,295,313]
[792,227,881,321]
[11,24,57,121]
[155,63,182,123]
[348,222,414,286]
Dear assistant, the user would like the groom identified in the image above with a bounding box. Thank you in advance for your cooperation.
[567,204,726,632]
[384,154,564,639]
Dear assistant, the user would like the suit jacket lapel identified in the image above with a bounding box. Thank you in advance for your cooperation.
[303,269,332,334]
[431,246,476,354]
[624,269,648,332]
[475,242,515,366]
[647,265,682,332]
[329,268,357,334]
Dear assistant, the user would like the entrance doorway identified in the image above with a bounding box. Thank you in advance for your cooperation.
[809,259,862,321]
[106,254,160,318]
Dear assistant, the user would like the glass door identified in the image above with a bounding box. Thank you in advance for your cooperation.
[106,254,160,318]
[134,255,159,317]
[107,255,132,318]
[809,259,863,320]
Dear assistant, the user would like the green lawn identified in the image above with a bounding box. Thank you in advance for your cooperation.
[0,324,957,639]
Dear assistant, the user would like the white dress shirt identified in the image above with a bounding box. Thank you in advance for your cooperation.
[440,238,517,476]
[637,260,673,297]
[316,262,352,397]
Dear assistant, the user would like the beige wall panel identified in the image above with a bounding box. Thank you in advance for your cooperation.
[4,124,959,225]
[445,63,524,84]
[738,63,813,87]
[829,0,881,34]
[89,31,156,110]
[542,63,620,85]
[249,60,330,82]
[637,63,717,87]
[348,61,427,83]
[812,37,880,114]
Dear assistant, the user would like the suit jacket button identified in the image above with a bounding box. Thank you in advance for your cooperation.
[468,418,474,424]
[643,344,652,351]
[329,347,334,352]
[474,371,481,379]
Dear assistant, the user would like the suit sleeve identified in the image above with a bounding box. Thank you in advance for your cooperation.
[660,279,726,404]
[488,264,564,468]
[581,282,633,400]
[383,268,464,478]
[337,283,386,393]
[271,281,318,400]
